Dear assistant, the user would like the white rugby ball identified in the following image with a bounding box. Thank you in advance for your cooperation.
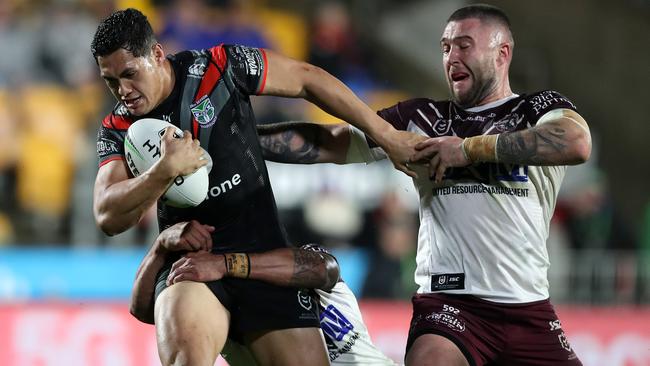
[124,118,210,208]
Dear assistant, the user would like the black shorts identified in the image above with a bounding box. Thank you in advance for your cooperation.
[155,254,320,342]
[406,293,582,366]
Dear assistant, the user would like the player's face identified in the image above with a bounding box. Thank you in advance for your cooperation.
[97,48,165,116]
[441,18,500,107]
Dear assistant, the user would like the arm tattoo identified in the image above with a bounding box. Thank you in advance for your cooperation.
[258,123,321,163]
[289,249,329,288]
[496,124,568,165]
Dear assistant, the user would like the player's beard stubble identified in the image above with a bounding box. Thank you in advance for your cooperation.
[451,64,497,109]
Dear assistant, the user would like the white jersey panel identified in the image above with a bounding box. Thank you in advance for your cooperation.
[352,101,572,303]
[318,282,397,365]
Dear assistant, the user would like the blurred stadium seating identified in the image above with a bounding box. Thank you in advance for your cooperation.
[0,0,648,365]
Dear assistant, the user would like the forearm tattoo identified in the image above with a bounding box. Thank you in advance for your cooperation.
[258,123,321,163]
[496,124,568,165]
[289,249,328,288]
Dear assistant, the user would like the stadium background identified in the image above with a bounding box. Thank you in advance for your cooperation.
[0,0,648,364]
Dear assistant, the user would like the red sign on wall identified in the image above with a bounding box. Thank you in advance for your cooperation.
[1,302,649,366]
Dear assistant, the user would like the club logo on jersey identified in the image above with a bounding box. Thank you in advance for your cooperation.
[432,118,452,135]
[297,290,313,310]
[493,113,524,132]
[190,95,217,128]
[188,62,206,78]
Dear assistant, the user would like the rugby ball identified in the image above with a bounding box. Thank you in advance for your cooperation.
[124,118,210,208]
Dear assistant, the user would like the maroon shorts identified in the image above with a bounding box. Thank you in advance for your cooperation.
[406,293,581,366]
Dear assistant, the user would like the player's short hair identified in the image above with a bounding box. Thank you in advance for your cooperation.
[448,4,513,43]
[91,8,157,61]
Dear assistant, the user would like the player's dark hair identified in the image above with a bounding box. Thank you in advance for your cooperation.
[448,4,513,39]
[91,8,157,61]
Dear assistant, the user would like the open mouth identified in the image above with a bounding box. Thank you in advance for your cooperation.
[451,72,470,82]
[124,96,142,109]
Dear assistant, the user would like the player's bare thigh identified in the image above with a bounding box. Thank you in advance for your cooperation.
[406,334,469,366]
[246,327,329,366]
[155,281,230,366]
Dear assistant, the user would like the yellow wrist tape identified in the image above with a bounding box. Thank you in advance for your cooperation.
[461,134,499,163]
[224,253,250,278]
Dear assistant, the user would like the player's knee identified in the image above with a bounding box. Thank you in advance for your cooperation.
[160,344,216,366]
[405,334,469,366]
[160,348,186,366]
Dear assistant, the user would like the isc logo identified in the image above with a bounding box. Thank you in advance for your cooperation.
[320,305,354,342]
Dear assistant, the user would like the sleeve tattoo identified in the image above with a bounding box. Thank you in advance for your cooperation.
[289,249,337,289]
[258,123,321,163]
[496,123,569,165]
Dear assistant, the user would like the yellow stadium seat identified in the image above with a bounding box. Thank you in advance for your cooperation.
[257,8,308,60]
[16,85,83,216]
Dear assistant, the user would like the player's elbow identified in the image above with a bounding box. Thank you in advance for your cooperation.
[298,63,330,97]
[568,130,592,165]
[95,212,129,236]
[129,302,155,325]
[321,255,341,292]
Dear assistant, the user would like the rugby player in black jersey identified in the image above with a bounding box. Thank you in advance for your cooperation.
[90,8,422,366]
[253,4,591,366]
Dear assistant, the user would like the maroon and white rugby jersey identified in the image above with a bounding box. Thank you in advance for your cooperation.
[353,91,578,303]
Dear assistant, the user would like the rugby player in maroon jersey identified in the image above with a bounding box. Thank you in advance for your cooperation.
[254,4,591,366]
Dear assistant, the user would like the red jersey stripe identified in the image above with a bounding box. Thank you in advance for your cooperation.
[192,45,227,136]
[257,49,268,95]
[102,114,133,130]
[98,155,124,168]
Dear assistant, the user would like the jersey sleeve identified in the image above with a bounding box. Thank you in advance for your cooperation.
[223,44,268,95]
[347,125,387,163]
[377,103,407,131]
[96,114,128,167]
[344,101,410,162]
[526,90,577,126]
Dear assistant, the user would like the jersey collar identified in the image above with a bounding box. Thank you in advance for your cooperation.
[465,94,520,113]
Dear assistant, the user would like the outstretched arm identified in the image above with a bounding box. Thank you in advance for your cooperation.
[131,240,340,324]
[257,122,350,164]
[410,109,591,182]
[130,220,214,324]
[260,49,420,176]
[166,248,340,291]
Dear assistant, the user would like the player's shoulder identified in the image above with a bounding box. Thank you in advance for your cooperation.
[101,103,134,130]
[168,48,216,79]
[380,97,443,114]
[378,97,448,125]
[520,90,578,119]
